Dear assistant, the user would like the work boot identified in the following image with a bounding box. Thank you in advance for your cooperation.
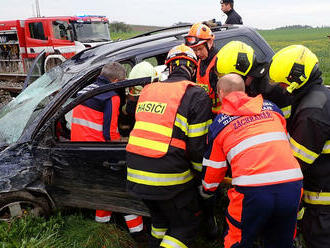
[293,236,303,248]
[148,235,162,248]
[205,215,219,240]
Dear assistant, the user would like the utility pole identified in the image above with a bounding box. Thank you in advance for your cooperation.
[35,0,41,17]
[32,1,36,17]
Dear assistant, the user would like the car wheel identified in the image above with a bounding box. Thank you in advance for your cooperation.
[0,191,51,221]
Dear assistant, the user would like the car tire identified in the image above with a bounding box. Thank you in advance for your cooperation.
[0,191,51,221]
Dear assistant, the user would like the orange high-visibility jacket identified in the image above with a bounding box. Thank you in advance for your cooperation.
[202,92,303,191]
[126,81,193,158]
[71,80,120,142]
[196,56,221,114]
[126,78,212,199]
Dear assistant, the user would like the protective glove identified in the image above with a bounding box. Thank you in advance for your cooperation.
[128,85,143,97]
[198,185,214,199]
[297,205,305,221]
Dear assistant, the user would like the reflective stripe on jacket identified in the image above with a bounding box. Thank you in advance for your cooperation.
[126,74,212,200]
[71,104,105,141]
[303,190,330,205]
[196,56,220,114]
[202,92,303,191]
[126,81,193,158]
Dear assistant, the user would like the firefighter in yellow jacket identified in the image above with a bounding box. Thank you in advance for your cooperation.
[126,44,212,248]
[269,45,330,248]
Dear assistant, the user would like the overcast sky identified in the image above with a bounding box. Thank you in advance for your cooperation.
[0,0,329,29]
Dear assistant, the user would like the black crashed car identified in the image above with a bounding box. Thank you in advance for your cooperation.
[0,24,274,220]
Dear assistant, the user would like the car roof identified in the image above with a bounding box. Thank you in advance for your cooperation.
[67,24,274,71]
[11,24,274,145]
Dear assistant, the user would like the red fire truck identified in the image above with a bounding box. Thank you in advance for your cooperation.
[0,15,110,77]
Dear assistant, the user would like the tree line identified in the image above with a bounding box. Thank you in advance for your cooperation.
[109,22,132,33]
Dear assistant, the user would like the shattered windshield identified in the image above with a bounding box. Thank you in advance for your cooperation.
[0,66,66,145]
[73,22,111,42]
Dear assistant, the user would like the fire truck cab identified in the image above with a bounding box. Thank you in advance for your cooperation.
[0,15,110,77]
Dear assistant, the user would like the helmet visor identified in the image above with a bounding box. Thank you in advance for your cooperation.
[184,36,206,47]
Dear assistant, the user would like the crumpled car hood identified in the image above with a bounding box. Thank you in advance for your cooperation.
[0,143,39,193]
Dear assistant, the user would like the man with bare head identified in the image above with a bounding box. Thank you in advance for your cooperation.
[201,72,303,246]
[217,73,245,103]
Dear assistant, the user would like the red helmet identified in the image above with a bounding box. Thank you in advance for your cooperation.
[185,23,215,48]
[165,44,198,68]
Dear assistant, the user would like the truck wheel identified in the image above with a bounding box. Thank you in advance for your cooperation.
[0,191,51,222]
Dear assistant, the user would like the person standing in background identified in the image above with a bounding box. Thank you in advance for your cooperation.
[221,0,243,25]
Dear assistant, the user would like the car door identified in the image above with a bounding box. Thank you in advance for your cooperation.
[32,77,152,216]
[22,50,46,90]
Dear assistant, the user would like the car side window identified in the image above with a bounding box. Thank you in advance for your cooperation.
[55,89,131,142]
[142,53,167,66]
[141,53,169,81]
[121,61,133,77]
[52,21,72,41]
[54,62,134,143]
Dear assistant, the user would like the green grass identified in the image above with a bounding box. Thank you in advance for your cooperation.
[111,31,142,41]
[0,190,279,248]
[0,208,225,248]
[0,212,136,248]
[259,27,330,85]
[258,27,330,42]
[113,27,330,84]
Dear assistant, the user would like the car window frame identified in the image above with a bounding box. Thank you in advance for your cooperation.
[44,77,152,146]
[135,45,177,65]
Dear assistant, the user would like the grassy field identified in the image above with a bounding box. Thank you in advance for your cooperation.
[259,27,330,84]
[110,27,330,84]
[111,31,141,41]
[110,24,164,40]
[0,211,136,248]
[1,27,328,248]
[0,207,227,248]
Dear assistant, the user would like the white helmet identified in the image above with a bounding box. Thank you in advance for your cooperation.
[128,61,158,97]
[128,61,157,80]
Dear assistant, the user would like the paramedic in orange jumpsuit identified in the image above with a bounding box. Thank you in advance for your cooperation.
[201,73,303,248]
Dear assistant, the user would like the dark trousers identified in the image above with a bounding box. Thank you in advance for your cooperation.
[224,180,303,248]
[302,206,330,248]
[143,188,201,248]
